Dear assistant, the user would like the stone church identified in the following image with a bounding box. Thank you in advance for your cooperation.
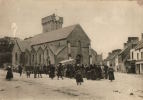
[12,14,99,67]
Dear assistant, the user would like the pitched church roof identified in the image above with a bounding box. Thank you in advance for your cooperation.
[25,24,79,45]
[16,39,31,52]
[15,24,90,54]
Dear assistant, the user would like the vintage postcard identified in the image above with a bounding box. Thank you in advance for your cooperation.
[0,0,143,100]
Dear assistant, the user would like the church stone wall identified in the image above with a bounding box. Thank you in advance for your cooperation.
[48,39,67,46]
[36,47,44,65]
[92,53,97,64]
[70,46,90,65]
[67,25,90,65]
[42,14,63,32]
[48,48,55,64]
[30,39,67,65]
[67,25,90,47]
[70,46,78,59]
[11,14,97,67]
[12,24,94,66]
[82,47,90,64]
[25,50,31,66]
[12,42,22,67]
[56,47,68,64]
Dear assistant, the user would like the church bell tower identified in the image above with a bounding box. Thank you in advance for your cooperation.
[41,13,63,33]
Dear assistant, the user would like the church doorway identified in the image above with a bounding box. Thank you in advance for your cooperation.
[76,54,82,64]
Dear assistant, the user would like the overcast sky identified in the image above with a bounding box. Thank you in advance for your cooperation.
[0,0,143,58]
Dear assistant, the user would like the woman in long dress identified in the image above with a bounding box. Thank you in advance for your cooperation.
[108,65,115,82]
[57,63,64,80]
[6,66,13,80]
[49,64,55,79]
[75,70,83,85]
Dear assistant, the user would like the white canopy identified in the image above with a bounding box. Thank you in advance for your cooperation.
[59,59,75,64]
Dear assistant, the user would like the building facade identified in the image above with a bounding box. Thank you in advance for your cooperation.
[118,37,139,73]
[105,49,121,71]
[129,34,143,74]
[12,14,98,67]
[0,37,15,67]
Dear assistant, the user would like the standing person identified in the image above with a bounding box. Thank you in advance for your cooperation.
[6,66,13,80]
[94,64,98,79]
[43,65,48,75]
[26,70,31,78]
[93,64,98,80]
[104,65,108,79]
[34,66,37,78]
[85,65,91,80]
[99,65,103,79]
[49,64,55,79]
[81,64,86,78]
[97,65,102,80]
[18,65,23,77]
[66,64,70,78]
[57,63,64,80]
[26,67,31,78]
[70,64,75,78]
[37,64,42,78]
[90,64,96,80]
[90,64,95,80]
[75,70,83,85]
[108,65,115,82]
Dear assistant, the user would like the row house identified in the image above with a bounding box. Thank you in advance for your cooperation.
[129,34,143,74]
[0,37,16,67]
[104,49,121,71]
[118,37,139,73]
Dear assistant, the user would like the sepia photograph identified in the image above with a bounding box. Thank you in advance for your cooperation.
[0,0,143,100]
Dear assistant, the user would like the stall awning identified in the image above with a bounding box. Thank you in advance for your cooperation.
[59,59,75,64]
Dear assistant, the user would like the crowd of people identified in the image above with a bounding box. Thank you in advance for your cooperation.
[5,63,115,85]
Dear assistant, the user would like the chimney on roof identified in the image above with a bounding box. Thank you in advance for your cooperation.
[124,43,127,48]
[127,37,139,44]
[41,13,63,33]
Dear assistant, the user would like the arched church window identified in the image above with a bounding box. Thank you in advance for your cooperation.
[67,41,71,59]
[44,49,49,65]
[46,50,50,65]
[15,53,18,61]
[32,55,34,62]
[25,54,28,64]
[39,54,41,64]
[47,50,49,56]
